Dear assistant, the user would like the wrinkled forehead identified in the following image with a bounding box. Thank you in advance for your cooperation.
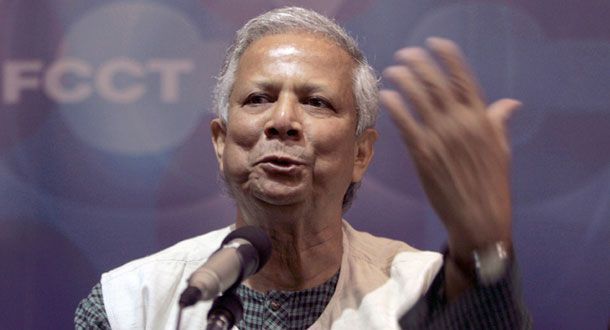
[235,33,356,90]
[239,32,354,67]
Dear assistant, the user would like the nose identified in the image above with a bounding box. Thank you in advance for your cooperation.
[264,94,302,141]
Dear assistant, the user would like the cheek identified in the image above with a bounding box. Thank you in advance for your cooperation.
[309,118,355,154]
[222,113,263,176]
[226,112,264,148]
[309,124,357,175]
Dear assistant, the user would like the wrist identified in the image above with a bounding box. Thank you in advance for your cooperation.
[444,240,512,286]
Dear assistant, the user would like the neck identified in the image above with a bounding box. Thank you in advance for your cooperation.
[235,202,343,292]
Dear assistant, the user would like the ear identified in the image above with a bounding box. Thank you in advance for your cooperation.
[210,118,227,173]
[352,128,378,183]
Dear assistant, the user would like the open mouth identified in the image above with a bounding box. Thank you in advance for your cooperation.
[257,156,304,173]
[269,158,294,166]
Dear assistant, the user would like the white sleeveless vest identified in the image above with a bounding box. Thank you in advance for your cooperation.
[101,221,442,329]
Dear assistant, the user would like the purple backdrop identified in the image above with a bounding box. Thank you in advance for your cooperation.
[1,0,608,329]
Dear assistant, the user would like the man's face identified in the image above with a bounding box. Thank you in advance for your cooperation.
[211,33,376,213]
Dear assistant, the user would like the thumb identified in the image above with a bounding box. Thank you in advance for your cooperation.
[488,98,522,125]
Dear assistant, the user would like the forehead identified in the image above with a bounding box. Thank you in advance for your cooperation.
[241,32,352,64]
[234,32,356,92]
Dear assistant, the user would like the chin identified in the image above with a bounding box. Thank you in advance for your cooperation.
[251,185,308,207]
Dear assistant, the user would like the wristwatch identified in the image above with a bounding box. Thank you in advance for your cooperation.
[445,241,511,286]
[473,241,510,285]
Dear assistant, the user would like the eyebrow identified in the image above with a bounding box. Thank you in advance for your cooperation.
[250,79,331,95]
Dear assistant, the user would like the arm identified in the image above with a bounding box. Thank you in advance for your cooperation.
[399,260,532,329]
[379,39,531,329]
[379,37,520,299]
[74,283,111,330]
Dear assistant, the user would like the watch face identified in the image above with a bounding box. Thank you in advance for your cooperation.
[474,242,509,285]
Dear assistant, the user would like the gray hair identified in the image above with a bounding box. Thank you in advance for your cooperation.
[213,7,379,211]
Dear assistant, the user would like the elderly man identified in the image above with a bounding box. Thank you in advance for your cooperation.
[75,7,530,329]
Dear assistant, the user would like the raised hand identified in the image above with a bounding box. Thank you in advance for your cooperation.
[379,38,520,267]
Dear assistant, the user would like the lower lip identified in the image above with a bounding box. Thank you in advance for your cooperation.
[259,162,302,175]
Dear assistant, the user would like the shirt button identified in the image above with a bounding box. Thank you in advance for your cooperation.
[270,300,281,311]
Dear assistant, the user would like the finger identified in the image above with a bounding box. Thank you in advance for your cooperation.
[379,89,423,147]
[425,37,485,109]
[383,65,436,124]
[394,47,454,111]
[488,99,521,154]
[488,98,522,126]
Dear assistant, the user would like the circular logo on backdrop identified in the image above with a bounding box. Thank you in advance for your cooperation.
[57,2,226,155]
[200,0,378,25]
[406,3,547,146]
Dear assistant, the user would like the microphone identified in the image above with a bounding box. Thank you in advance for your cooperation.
[179,226,272,307]
[205,291,243,330]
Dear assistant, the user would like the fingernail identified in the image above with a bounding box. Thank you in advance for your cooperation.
[382,65,407,79]
[394,47,425,62]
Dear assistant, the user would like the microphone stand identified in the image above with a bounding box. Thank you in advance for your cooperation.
[206,290,243,330]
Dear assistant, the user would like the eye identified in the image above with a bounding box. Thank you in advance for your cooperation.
[244,94,272,105]
[306,97,333,110]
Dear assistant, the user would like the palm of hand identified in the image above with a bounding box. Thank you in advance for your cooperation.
[379,38,520,257]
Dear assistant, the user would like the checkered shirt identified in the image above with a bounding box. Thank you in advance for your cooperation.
[74,282,111,330]
[234,271,339,330]
[75,263,531,329]
[400,260,532,329]
[74,272,338,330]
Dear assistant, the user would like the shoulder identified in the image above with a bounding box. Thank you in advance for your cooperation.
[342,220,442,274]
[102,225,232,281]
[75,283,111,330]
[100,226,232,329]
[316,222,443,329]
[342,220,443,307]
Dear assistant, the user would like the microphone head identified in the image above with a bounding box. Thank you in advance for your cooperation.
[222,226,272,273]
[207,291,243,328]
